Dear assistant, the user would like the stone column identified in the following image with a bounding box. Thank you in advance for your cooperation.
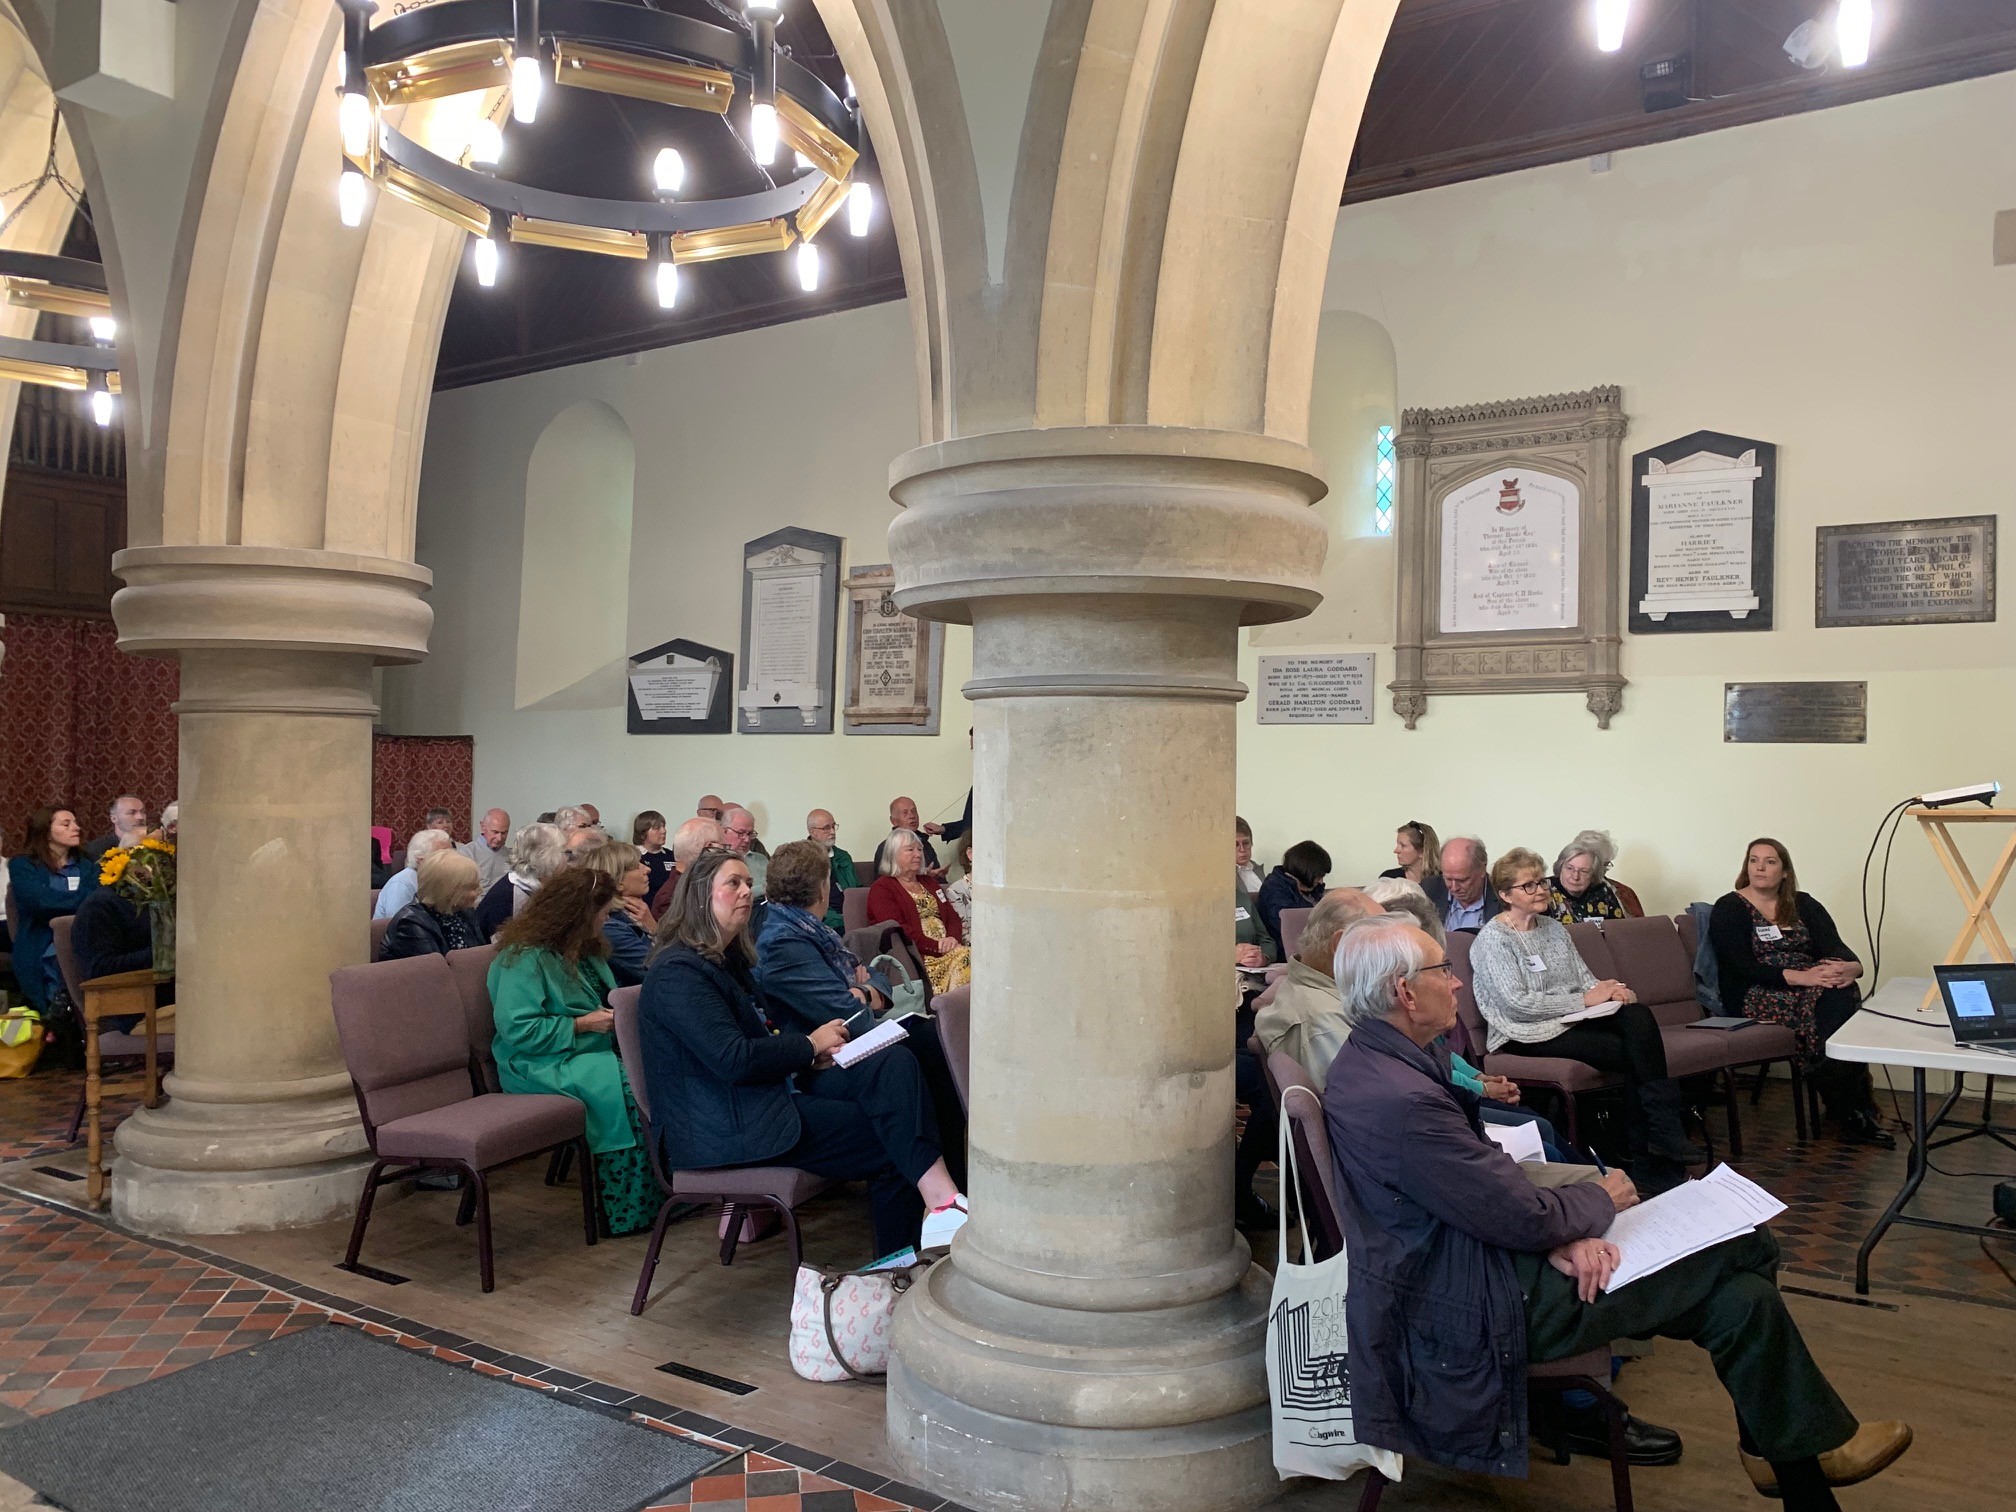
[884,428,1326,1512]
[106,546,432,1234]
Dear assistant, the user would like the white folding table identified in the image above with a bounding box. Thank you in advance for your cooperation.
[1826,976,2016,1293]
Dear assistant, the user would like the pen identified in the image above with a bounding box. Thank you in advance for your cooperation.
[1589,1147,1607,1174]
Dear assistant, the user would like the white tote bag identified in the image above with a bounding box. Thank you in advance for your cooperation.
[1265,1089,1404,1484]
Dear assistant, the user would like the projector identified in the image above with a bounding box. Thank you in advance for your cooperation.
[1918,782,2001,810]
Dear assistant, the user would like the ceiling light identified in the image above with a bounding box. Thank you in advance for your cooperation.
[1595,0,1628,53]
[88,314,116,342]
[796,240,820,292]
[470,119,504,168]
[338,166,369,227]
[511,54,542,123]
[749,101,779,164]
[652,147,685,197]
[474,233,500,287]
[848,181,872,237]
[339,88,374,158]
[1837,0,1872,67]
[746,0,781,12]
[88,371,112,427]
[655,256,678,309]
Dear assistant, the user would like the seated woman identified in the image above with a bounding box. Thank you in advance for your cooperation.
[632,810,675,901]
[868,829,971,995]
[1711,837,1892,1149]
[486,868,653,1236]
[944,832,977,944]
[1257,840,1330,958]
[574,839,656,986]
[378,851,485,961]
[1234,822,1276,971]
[1472,847,1704,1181]
[6,807,92,1016]
[756,840,969,1186]
[474,821,568,938]
[1549,830,1630,922]
[1379,820,1441,884]
[1234,816,1265,898]
[639,847,971,1256]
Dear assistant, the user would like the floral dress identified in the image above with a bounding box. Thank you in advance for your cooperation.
[1732,897,1827,1068]
[1548,879,1628,923]
[905,883,973,994]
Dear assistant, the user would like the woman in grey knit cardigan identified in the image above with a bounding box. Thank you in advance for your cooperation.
[1470,847,1705,1176]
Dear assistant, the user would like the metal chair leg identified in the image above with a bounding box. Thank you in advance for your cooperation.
[1789,1064,1810,1142]
[471,1166,495,1294]
[65,1082,87,1145]
[1751,1068,1767,1106]
[1602,1386,1636,1512]
[778,1202,804,1269]
[718,1203,742,1266]
[631,1197,678,1317]
[344,1159,390,1269]
[1353,1467,1386,1510]
[1723,1069,1745,1160]
[455,1175,478,1227]
[576,1139,598,1246]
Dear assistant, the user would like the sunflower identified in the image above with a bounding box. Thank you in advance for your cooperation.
[139,836,175,854]
[99,849,131,887]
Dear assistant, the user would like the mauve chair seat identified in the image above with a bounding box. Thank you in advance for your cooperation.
[99,1032,172,1057]
[1661,1019,1799,1078]
[374,1092,585,1168]
[1482,1053,1622,1093]
[671,1165,832,1205]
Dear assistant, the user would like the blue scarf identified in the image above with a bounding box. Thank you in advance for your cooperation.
[762,902,860,982]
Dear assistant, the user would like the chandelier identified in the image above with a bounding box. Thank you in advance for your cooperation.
[333,0,875,307]
[0,120,119,427]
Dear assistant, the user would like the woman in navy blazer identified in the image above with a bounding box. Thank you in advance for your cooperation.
[638,847,970,1255]
[7,807,95,1013]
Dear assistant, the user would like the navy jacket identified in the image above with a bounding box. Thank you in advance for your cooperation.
[72,888,155,982]
[753,905,870,1037]
[1256,866,1323,957]
[637,943,817,1171]
[6,854,93,1012]
[1324,1017,1614,1476]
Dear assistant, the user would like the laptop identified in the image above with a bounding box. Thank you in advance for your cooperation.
[1933,964,2016,1051]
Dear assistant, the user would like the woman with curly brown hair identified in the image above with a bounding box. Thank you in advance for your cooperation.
[486,868,653,1235]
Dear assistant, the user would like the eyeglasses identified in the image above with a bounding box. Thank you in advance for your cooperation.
[1409,961,1455,979]
[1507,879,1551,896]
[724,825,756,838]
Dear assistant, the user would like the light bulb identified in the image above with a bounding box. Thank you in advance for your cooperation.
[655,257,678,309]
[338,166,368,227]
[470,119,503,168]
[88,314,117,342]
[746,0,780,12]
[1837,0,1872,67]
[652,147,685,196]
[511,54,542,124]
[796,240,820,292]
[339,88,374,158]
[474,235,499,287]
[1594,0,1628,53]
[848,181,873,237]
[90,386,113,427]
[749,101,778,165]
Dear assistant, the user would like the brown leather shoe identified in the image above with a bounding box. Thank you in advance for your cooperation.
[1739,1421,1913,1498]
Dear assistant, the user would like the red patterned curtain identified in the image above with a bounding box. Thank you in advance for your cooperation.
[0,613,180,847]
[372,734,475,848]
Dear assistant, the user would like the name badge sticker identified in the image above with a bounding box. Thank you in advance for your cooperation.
[1525,954,1546,973]
[66,875,79,892]
[1755,925,1782,943]
[1233,907,1250,922]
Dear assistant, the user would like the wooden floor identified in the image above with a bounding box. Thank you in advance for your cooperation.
[4,1140,2012,1509]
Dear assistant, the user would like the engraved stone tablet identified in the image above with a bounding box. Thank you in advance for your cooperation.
[1724,682,1867,744]
[1257,653,1375,725]
[737,527,841,734]
[1439,470,1580,634]
[843,563,943,736]
[1816,516,1996,627]
[1630,430,1776,635]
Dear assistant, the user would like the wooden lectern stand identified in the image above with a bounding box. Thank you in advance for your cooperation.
[1911,806,2016,1008]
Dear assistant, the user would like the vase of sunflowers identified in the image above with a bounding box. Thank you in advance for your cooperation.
[99,835,178,979]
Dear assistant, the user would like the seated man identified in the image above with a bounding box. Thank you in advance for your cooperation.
[1422,834,1503,933]
[1323,914,1910,1510]
[72,849,176,1031]
[371,828,455,919]
[807,809,858,932]
[647,815,723,918]
[872,796,940,874]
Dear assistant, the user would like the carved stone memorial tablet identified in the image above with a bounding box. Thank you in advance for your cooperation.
[737,527,841,734]
[843,564,943,736]
[1257,653,1375,725]
[1724,682,1867,744]
[1392,387,1628,728]
[1630,430,1776,635]
[1816,516,1996,627]
[627,637,734,735]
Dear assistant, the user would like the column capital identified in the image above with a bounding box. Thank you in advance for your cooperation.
[110,545,433,665]
[887,425,1328,628]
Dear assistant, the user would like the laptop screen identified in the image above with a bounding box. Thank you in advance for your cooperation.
[1935,964,2016,1040]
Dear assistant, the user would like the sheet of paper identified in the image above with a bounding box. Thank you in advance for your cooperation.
[1601,1163,1784,1291]
[1557,1000,1623,1025]
[832,1017,910,1069]
[1483,1120,1547,1164]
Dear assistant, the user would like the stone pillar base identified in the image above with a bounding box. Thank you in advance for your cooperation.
[112,1154,372,1234]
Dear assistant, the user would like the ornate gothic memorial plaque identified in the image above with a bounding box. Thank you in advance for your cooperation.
[1630,430,1776,635]
[843,564,944,736]
[1724,682,1867,744]
[737,527,841,734]
[1392,387,1628,728]
[1815,516,1997,628]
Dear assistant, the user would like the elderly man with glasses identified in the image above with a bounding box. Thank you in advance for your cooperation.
[1322,913,1910,1511]
[720,806,767,892]
[806,809,858,932]
[1423,834,1503,934]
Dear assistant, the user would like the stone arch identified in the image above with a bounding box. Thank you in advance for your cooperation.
[515,399,634,711]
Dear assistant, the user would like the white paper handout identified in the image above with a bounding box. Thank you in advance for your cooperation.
[831,1017,910,1069]
[1483,1120,1548,1164]
[1557,1000,1623,1025]
[1601,1164,1786,1292]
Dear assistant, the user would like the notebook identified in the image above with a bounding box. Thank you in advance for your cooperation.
[832,1018,910,1069]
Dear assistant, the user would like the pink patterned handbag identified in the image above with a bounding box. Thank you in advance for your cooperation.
[788,1260,929,1382]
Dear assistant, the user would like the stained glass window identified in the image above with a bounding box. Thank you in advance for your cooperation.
[1374,424,1396,535]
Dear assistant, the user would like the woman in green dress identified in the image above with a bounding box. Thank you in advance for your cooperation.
[486,867,655,1236]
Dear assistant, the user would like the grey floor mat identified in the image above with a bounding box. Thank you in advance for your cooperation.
[0,1323,726,1512]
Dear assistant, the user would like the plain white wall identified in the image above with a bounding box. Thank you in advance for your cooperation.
[388,70,2016,973]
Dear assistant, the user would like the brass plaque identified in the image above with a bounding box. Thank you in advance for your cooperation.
[1724,682,1867,744]
[1816,515,1996,627]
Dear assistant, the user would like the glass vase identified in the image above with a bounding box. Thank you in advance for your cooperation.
[148,901,177,980]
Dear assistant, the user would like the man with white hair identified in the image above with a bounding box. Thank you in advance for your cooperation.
[372,828,456,919]
[807,809,858,931]
[648,816,724,917]
[1320,915,1907,1507]
[1423,834,1503,934]
[84,795,149,862]
[458,807,512,890]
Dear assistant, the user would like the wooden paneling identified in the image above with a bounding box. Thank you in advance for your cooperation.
[0,463,125,618]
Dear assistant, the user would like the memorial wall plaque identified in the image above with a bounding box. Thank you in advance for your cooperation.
[1724,682,1867,744]
[1439,471,1580,634]
[1630,430,1776,635]
[737,527,841,734]
[843,564,943,736]
[1257,653,1376,725]
[627,637,735,735]
[1816,516,1996,628]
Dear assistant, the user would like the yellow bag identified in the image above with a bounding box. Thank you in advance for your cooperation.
[0,1008,45,1078]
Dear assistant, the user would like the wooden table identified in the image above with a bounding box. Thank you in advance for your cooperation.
[79,967,171,1208]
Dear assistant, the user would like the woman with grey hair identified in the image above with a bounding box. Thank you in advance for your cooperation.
[1364,876,1445,946]
[475,821,568,938]
[1549,830,1629,923]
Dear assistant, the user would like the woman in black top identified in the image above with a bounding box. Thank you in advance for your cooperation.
[379,852,486,961]
[1257,840,1330,958]
[1709,837,1892,1148]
